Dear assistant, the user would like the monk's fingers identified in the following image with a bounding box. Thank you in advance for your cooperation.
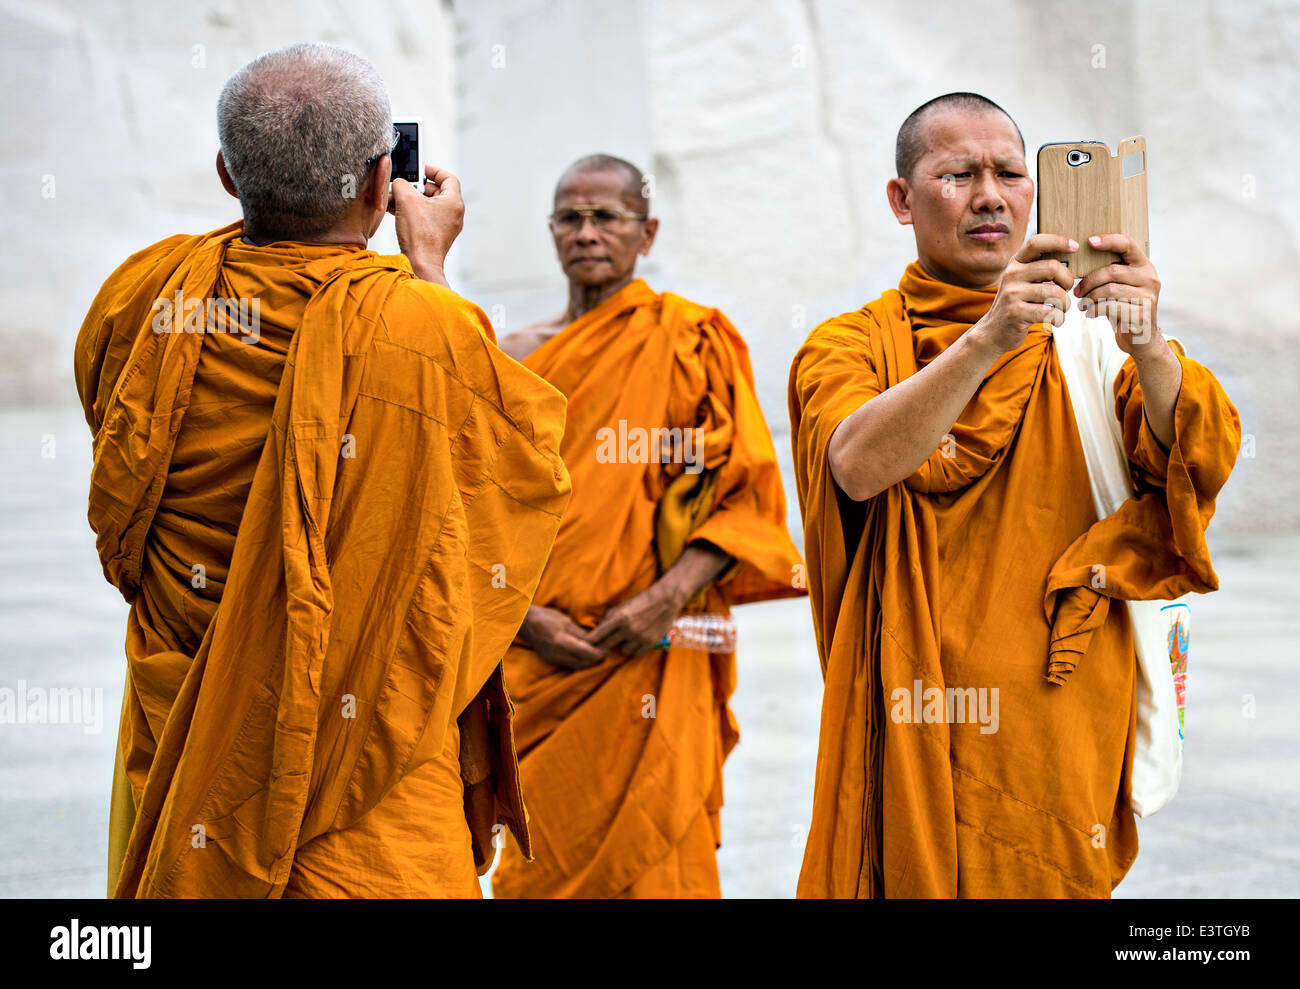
[1087,233,1147,266]
[548,649,600,671]
[1041,300,1068,327]
[622,623,670,656]
[1004,285,1068,328]
[618,636,647,657]
[1073,262,1150,299]
[424,165,461,199]
[1026,281,1070,303]
[555,612,594,638]
[1014,258,1075,293]
[586,607,618,637]
[543,651,579,670]
[586,612,615,641]
[540,630,606,669]
[563,638,608,668]
[607,627,641,655]
[424,164,455,184]
[1079,295,1155,334]
[388,177,421,211]
[587,612,628,648]
[1021,282,1071,313]
[1078,284,1147,308]
[1077,285,1155,323]
[1079,296,1126,321]
[1015,233,1077,264]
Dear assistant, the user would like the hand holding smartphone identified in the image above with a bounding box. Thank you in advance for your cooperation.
[390,118,425,188]
[1038,136,1149,278]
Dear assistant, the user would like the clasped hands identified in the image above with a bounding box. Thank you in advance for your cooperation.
[519,578,693,671]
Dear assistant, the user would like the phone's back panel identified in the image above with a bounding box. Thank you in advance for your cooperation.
[1038,142,1120,277]
[1117,135,1149,260]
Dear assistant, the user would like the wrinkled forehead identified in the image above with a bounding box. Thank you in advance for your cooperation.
[554,168,641,209]
[917,110,1026,171]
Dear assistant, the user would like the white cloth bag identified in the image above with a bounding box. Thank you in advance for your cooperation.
[1051,308,1184,817]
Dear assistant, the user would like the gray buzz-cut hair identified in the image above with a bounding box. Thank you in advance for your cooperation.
[217,42,393,240]
[895,92,1024,180]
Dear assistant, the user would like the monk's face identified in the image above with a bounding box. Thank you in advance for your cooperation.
[550,170,656,287]
[887,110,1033,289]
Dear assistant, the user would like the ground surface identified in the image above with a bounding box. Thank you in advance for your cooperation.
[2,408,1294,898]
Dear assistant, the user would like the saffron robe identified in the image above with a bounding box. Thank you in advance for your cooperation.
[75,222,571,897]
[491,279,805,898]
[788,261,1240,898]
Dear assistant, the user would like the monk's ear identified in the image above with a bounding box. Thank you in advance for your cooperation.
[886,176,914,227]
[638,217,659,256]
[216,151,239,200]
[361,157,391,214]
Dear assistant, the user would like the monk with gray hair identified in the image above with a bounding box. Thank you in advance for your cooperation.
[75,42,572,898]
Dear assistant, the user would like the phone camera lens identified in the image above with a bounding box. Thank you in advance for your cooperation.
[1066,149,1091,166]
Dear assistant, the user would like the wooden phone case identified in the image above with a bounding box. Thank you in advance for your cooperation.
[1037,136,1148,278]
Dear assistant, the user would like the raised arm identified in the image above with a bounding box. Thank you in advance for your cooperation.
[1072,233,1180,451]
[390,164,465,290]
[829,234,1077,501]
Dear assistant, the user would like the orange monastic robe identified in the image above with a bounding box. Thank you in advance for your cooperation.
[491,279,805,898]
[75,223,571,898]
[789,262,1240,898]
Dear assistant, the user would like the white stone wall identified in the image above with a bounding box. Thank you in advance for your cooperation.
[455,0,1298,532]
[4,0,1292,530]
[0,0,455,405]
[451,0,660,332]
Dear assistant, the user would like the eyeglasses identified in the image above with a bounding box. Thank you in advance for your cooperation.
[364,128,402,172]
[548,205,648,233]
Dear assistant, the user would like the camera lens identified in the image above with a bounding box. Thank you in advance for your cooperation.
[1067,149,1091,166]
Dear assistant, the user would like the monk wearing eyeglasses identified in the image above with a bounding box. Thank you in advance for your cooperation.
[492,154,805,898]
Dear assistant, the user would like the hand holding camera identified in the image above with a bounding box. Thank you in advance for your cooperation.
[383,120,462,287]
[390,164,464,288]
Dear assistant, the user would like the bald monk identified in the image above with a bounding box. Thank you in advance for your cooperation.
[491,154,805,898]
[789,93,1240,898]
[74,42,571,898]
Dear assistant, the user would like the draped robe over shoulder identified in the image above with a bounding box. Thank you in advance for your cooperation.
[75,223,571,898]
[788,262,1240,898]
[491,279,805,899]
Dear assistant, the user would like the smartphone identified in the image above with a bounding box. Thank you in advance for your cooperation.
[391,118,425,188]
[1037,136,1148,278]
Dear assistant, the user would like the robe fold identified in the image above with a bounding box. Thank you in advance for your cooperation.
[491,279,805,898]
[75,222,571,898]
[789,261,1240,898]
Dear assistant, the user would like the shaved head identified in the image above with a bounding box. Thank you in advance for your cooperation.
[555,154,649,214]
[896,93,1024,180]
[217,42,392,239]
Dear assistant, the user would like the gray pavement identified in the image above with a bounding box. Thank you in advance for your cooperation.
[2,406,1295,898]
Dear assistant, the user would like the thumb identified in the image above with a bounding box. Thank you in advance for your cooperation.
[588,611,623,645]
[389,178,420,211]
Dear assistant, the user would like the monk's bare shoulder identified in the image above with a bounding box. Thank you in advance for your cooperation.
[499,315,567,362]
